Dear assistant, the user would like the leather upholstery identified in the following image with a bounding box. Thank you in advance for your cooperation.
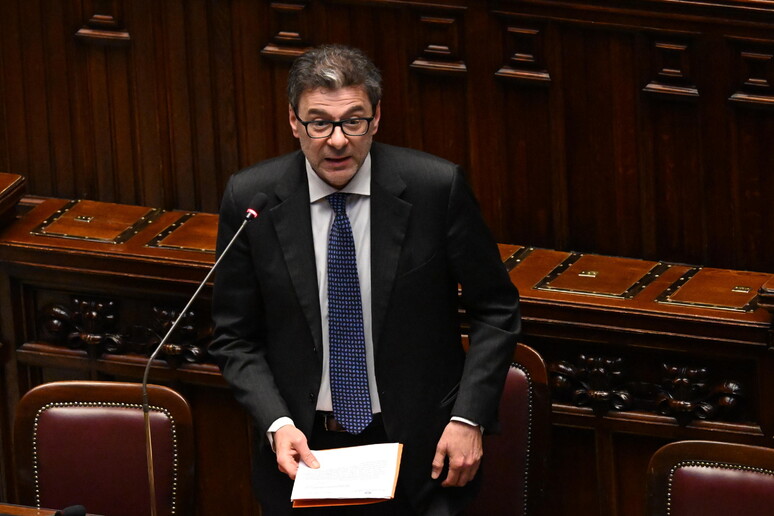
[14,381,194,516]
[464,343,551,516]
[647,440,774,516]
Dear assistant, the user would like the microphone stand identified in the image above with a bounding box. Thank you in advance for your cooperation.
[141,197,264,516]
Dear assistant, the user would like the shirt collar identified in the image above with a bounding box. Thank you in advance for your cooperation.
[306,153,371,203]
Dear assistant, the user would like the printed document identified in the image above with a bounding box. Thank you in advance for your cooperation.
[291,442,403,508]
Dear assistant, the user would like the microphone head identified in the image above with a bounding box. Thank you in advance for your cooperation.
[55,505,87,516]
[245,192,269,220]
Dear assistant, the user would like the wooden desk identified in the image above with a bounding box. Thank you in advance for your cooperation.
[0,198,772,516]
[0,504,100,516]
[0,504,52,516]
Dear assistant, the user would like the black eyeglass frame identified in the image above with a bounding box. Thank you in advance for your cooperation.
[294,113,375,139]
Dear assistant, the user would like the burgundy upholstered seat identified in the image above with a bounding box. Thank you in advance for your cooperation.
[647,440,774,516]
[463,343,551,516]
[14,381,194,516]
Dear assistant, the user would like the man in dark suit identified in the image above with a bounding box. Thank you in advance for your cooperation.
[210,44,520,515]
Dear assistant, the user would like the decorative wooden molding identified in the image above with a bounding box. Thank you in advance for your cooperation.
[36,296,209,366]
[550,353,746,425]
[643,39,699,100]
[728,38,774,110]
[260,2,312,62]
[74,0,130,47]
[410,13,467,76]
[496,24,551,86]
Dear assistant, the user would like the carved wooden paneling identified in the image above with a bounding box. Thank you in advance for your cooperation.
[404,5,471,167]
[410,10,468,76]
[260,1,312,61]
[1,0,774,272]
[495,19,551,86]
[560,25,644,258]
[480,12,559,248]
[75,0,131,46]
[725,38,774,271]
[642,34,699,100]
[728,37,774,109]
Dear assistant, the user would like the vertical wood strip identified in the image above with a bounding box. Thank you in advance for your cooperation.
[87,48,115,202]
[107,44,136,204]
[42,0,76,199]
[20,0,53,194]
[161,0,196,210]
[187,0,220,212]
[0,0,24,175]
[210,1,239,189]
[127,0,165,208]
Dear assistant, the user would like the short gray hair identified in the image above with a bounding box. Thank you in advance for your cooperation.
[287,44,382,112]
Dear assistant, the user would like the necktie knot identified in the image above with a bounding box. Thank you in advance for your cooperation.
[327,192,349,216]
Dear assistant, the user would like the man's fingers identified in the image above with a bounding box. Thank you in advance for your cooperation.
[442,456,480,487]
[273,425,318,479]
[276,453,299,479]
[300,449,320,469]
[434,421,483,487]
[442,455,464,487]
[286,430,319,468]
[441,459,460,486]
[431,447,446,480]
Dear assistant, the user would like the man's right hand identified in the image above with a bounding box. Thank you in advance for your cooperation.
[273,424,320,479]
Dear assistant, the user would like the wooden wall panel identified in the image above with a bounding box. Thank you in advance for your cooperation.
[541,426,600,516]
[1,0,773,272]
[612,435,668,516]
[561,26,643,258]
[188,386,260,516]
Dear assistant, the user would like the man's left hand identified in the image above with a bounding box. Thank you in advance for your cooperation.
[431,420,483,487]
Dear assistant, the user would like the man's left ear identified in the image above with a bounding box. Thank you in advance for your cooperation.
[371,102,381,135]
[288,104,301,138]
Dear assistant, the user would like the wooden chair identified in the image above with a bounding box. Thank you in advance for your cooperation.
[647,440,774,516]
[14,381,194,516]
[464,343,551,516]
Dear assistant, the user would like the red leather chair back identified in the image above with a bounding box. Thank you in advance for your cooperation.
[647,440,774,516]
[14,381,194,516]
[464,343,551,516]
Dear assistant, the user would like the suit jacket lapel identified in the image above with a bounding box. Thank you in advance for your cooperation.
[271,154,323,358]
[370,144,411,350]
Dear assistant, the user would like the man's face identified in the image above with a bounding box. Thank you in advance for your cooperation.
[289,86,380,189]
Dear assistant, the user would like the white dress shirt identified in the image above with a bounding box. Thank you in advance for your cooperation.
[306,154,382,414]
[266,155,380,439]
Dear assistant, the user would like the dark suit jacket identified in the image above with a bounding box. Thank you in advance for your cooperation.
[209,142,520,513]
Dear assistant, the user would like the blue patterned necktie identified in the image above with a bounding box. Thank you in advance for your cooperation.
[327,192,372,434]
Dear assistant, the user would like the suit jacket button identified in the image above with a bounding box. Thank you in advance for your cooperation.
[309,392,316,401]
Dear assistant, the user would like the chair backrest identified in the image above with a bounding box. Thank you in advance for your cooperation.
[647,440,774,516]
[464,343,551,516]
[14,381,194,516]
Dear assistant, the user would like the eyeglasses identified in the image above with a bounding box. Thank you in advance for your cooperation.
[294,114,374,139]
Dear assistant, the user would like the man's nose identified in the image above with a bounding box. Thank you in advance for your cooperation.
[327,125,349,148]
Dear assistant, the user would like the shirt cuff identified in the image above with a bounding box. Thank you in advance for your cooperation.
[451,416,484,433]
[266,417,295,452]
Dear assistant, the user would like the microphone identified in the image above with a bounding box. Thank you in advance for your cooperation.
[140,192,268,516]
[54,506,86,516]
